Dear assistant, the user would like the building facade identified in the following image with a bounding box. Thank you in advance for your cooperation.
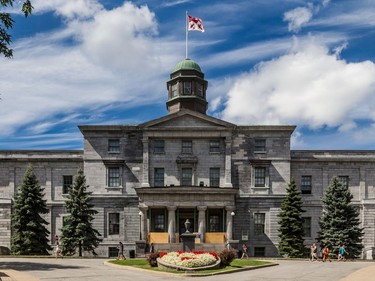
[1,59,375,258]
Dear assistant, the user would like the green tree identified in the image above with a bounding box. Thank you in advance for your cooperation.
[11,164,51,255]
[318,177,364,258]
[1,0,33,58]
[60,168,102,256]
[277,177,306,257]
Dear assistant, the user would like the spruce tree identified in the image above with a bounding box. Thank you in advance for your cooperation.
[11,164,51,255]
[277,177,306,257]
[318,177,364,257]
[60,168,102,256]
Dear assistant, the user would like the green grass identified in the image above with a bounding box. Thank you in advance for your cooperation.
[109,258,273,275]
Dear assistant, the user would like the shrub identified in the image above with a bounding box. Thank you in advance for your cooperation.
[219,248,236,266]
[147,251,160,267]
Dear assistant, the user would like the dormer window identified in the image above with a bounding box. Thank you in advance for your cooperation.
[183,82,192,95]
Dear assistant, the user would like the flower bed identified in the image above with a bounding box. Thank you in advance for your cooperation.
[157,250,221,271]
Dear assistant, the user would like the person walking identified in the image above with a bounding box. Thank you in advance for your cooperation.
[117,241,125,260]
[338,243,349,261]
[241,243,249,259]
[322,245,331,262]
[310,243,318,261]
[54,241,62,258]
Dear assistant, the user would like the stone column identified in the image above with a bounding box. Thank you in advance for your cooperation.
[167,206,177,243]
[224,139,233,188]
[139,207,148,241]
[226,206,235,241]
[197,206,207,243]
[141,138,150,187]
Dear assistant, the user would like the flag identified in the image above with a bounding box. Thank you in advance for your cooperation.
[188,15,204,32]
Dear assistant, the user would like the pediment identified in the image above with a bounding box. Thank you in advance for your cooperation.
[140,110,235,129]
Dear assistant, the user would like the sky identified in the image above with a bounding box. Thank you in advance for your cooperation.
[1,0,375,150]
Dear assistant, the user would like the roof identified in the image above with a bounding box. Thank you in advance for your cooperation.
[173,58,202,73]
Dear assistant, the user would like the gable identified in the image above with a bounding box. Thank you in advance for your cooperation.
[141,110,235,129]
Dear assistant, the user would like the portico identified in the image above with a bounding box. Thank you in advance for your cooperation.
[136,187,237,247]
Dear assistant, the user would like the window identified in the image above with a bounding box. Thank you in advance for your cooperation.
[254,167,266,187]
[182,140,192,154]
[154,168,164,187]
[62,175,73,194]
[183,81,192,95]
[108,139,120,153]
[209,168,220,187]
[254,213,265,235]
[196,83,203,96]
[153,140,165,153]
[109,213,120,235]
[338,176,349,188]
[108,167,120,187]
[209,140,220,153]
[171,83,178,97]
[254,247,265,257]
[208,209,224,232]
[302,217,311,237]
[182,168,192,186]
[108,247,118,257]
[301,176,312,194]
[254,139,266,152]
[151,209,166,232]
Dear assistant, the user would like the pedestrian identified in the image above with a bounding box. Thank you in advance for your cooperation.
[54,241,62,258]
[150,242,155,253]
[241,243,248,259]
[338,243,349,261]
[322,245,331,262]
[310,243,318,261]
[117,241,125,260]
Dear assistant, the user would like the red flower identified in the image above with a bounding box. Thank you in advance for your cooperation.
[159,252,168,258]
[209,252,219,260]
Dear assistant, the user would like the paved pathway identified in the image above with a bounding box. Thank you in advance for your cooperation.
[0,258,374,281]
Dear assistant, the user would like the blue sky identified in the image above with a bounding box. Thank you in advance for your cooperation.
[1,0,375,150]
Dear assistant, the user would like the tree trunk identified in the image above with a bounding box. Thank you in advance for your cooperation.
[79,240,82,257]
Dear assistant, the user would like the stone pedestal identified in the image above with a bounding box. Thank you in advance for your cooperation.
[180,233,196,252]
[135,240,147,256]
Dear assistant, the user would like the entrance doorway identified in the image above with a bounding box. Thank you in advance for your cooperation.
[177,208,196,235]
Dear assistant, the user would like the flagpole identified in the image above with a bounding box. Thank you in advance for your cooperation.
[186,11,188,59]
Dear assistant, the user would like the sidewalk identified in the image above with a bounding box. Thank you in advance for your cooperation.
[341,265,375,281]
[0,270,39,281]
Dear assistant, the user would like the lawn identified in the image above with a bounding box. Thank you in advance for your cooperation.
[109,258,274,275]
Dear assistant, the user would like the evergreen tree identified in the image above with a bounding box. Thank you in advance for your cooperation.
[60,168,102,256]
[11,164,51,255]
[318,177,364,257]
[277,177,306,257]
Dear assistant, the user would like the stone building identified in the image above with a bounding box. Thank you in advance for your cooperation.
[1,59,375,258]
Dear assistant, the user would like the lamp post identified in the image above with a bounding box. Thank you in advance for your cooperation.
[138,211,142,240]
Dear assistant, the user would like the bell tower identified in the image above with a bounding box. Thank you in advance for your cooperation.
[166,58,208,114]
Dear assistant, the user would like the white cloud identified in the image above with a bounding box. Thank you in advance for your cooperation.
[222,38,375,130]
[322,0,330,8]
[284,6,313,33]
[33,0,103,19]
[161,0,192,7]
[0,1,180,138]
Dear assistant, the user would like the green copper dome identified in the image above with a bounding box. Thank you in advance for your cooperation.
[173,58,202,73]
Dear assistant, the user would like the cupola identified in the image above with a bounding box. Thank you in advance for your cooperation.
[166,58,208,114]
